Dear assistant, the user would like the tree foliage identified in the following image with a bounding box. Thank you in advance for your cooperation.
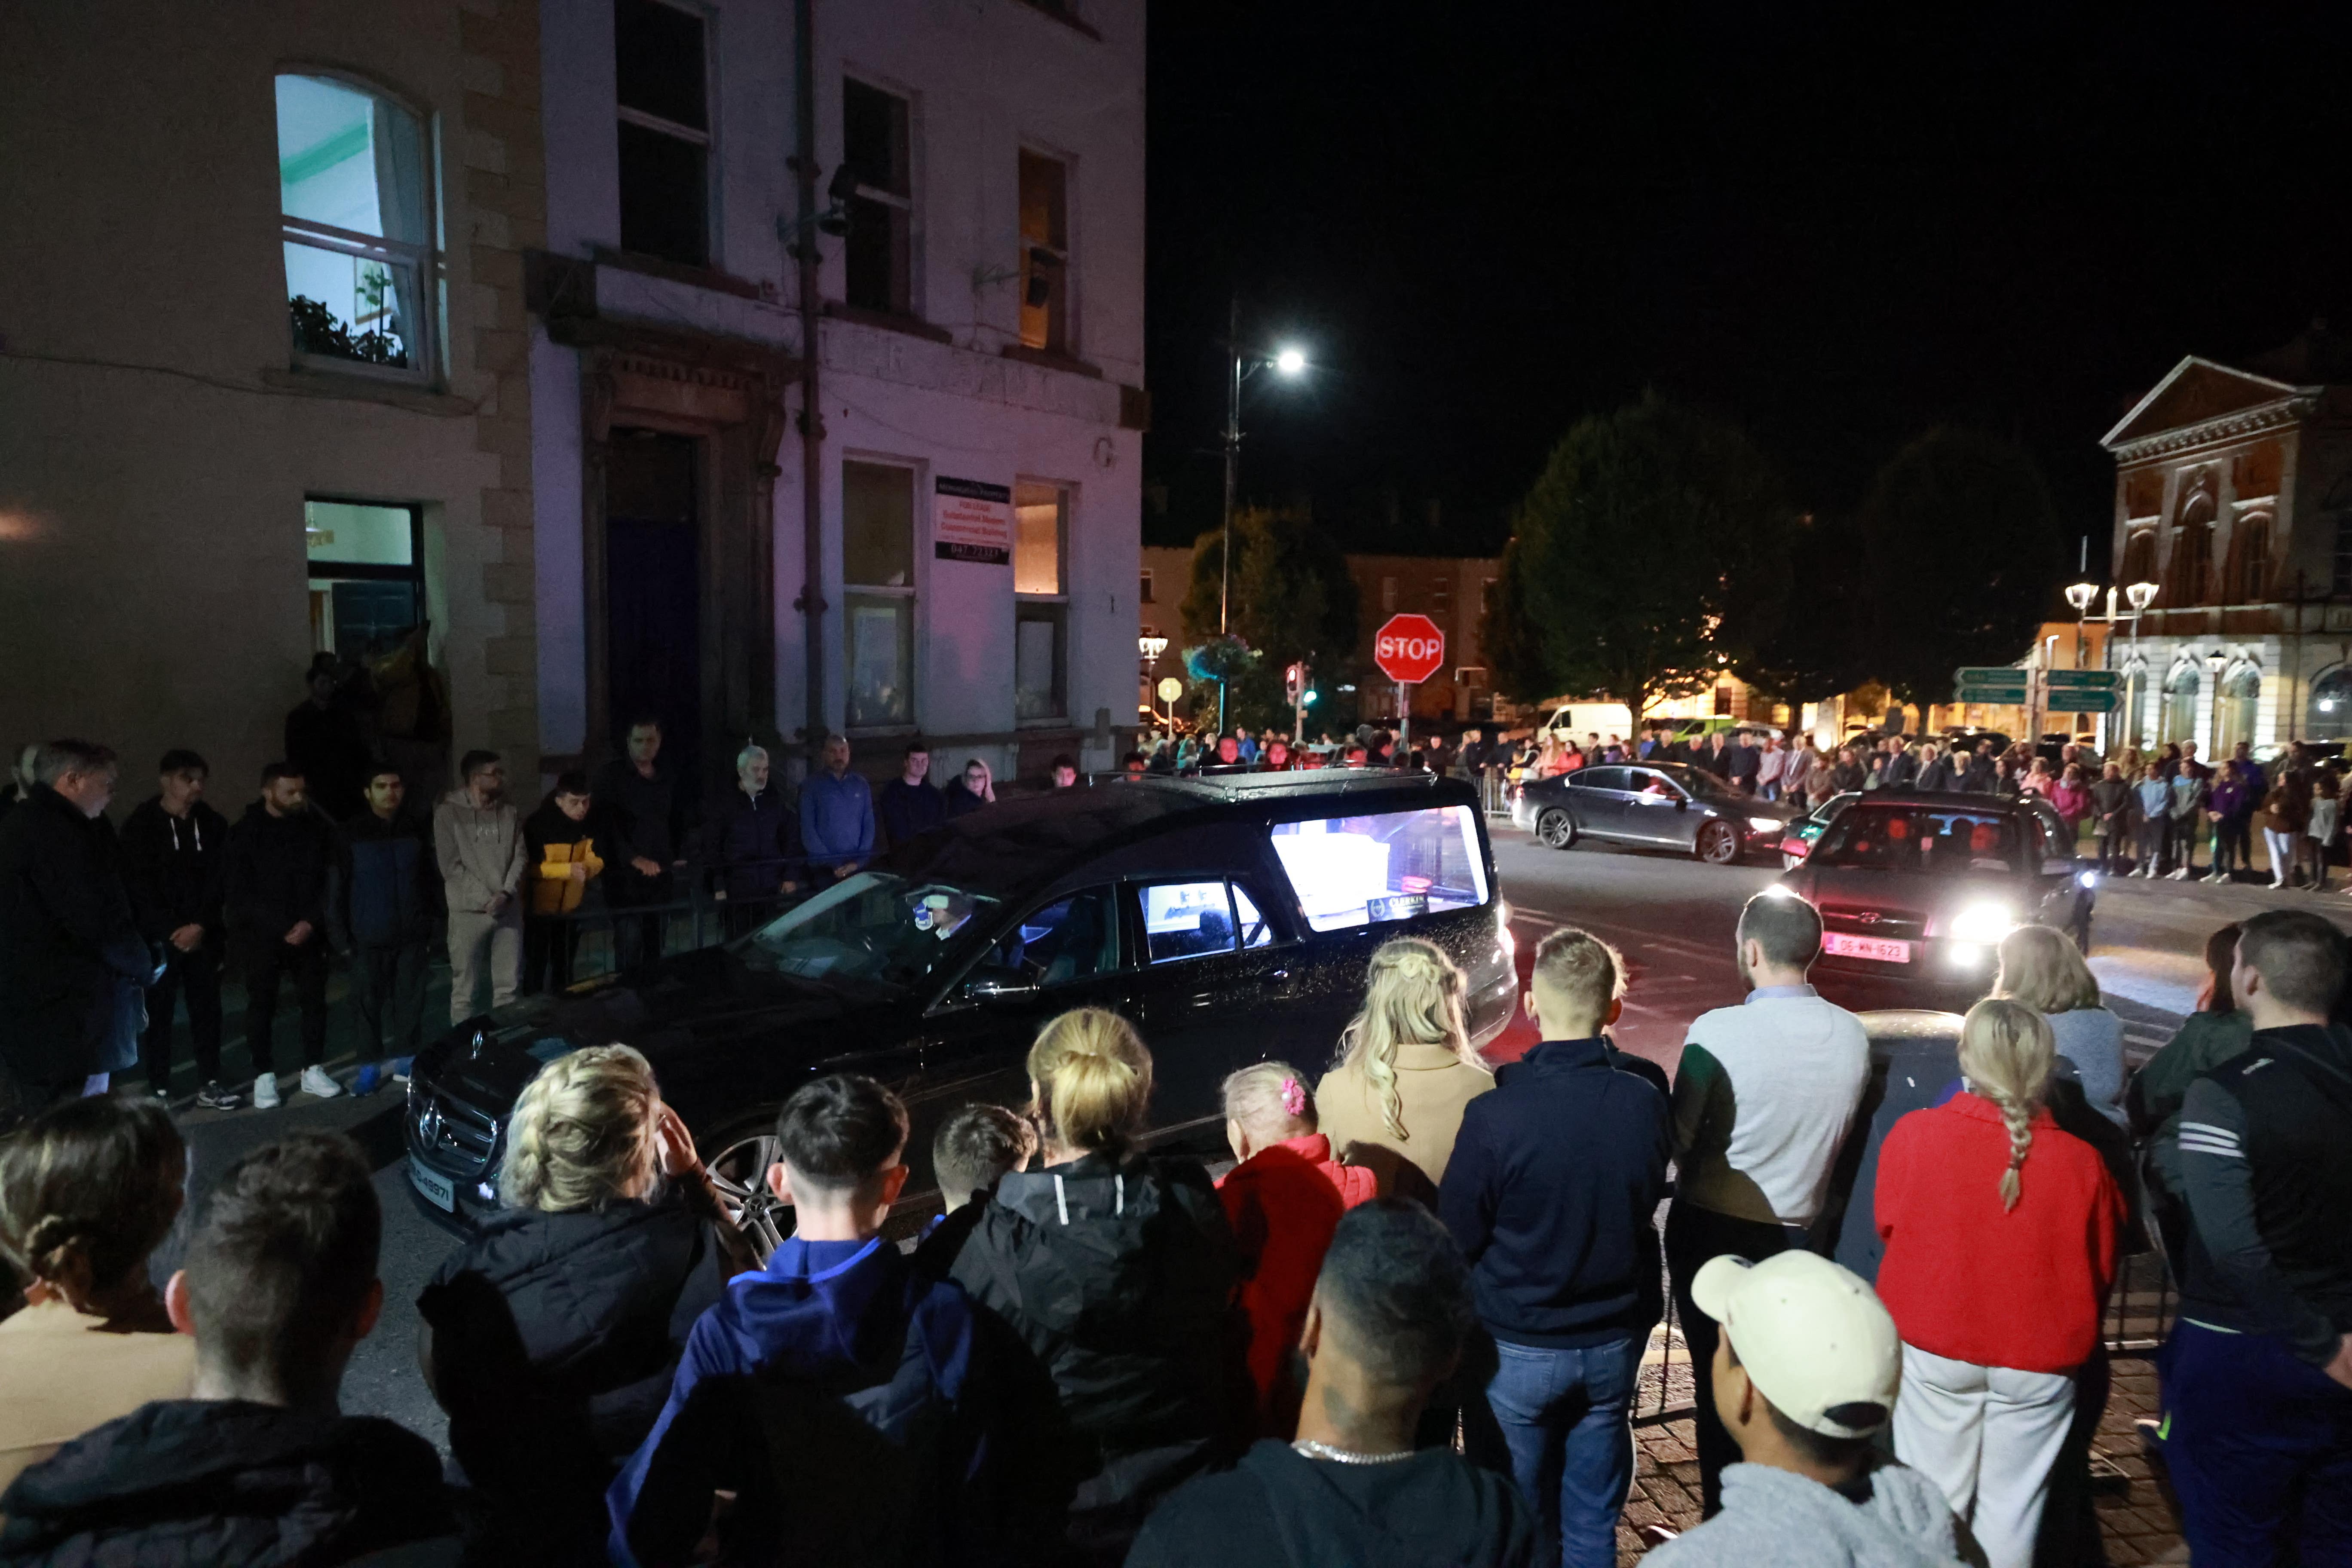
[1178,506,1361,732]
[1855,428,2063,704]
[1487,395,1791,720]
[1738,510,1873,710]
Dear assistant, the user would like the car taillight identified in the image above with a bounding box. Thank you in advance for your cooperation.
[1785,837,1810,860]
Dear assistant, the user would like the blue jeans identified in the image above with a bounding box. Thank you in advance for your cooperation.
[1484,1334,1642,1568]
[2159,1321,2352,1568]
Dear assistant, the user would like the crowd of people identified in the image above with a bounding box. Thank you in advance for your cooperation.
[0,870,2339,1566]
[0,711,1159,1127]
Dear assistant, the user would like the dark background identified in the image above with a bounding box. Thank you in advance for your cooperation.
[1142,2,2352,560]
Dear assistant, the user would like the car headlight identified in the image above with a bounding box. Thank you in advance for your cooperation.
[1946,904,2019,943]
[2076,870,2099,890]
[1748,816,1782,833]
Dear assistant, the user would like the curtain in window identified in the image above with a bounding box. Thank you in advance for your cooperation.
[372,100,427,351]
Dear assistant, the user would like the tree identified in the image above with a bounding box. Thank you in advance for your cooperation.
[1857,428,2063,706]
[1178,506,1361,732]
[1478,535,1553,706]
[1737,510,1873,713]
[1486,394,1791,721]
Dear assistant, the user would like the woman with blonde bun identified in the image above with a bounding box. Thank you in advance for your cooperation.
[1874,998,2124,1568]
[416,1044,752,1557]
[1317,937,1494,1191]
[946,1007,1241,1561]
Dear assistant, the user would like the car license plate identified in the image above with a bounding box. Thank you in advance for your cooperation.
[1824,933,1911,964]
[408,1158,456,1211]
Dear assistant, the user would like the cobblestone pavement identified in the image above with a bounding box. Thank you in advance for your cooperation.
[1616,1357,2187,1564]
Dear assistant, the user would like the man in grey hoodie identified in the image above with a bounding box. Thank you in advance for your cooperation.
[433,750,524,1025]
[1647,1251,1971,1568]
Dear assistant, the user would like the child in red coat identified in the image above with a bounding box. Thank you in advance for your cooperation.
[1215,1061,1378,1434]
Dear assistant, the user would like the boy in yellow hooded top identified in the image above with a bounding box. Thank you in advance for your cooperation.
[522,771,603,992]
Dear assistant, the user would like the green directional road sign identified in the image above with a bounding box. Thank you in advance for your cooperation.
[2043,668,2121,692]
[2050,690,2119,713]
[1955,666,2027,689]
[1957,686,2030,705]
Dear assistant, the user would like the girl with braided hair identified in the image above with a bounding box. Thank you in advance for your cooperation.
[1315,937,1494,1195]
[0,1093,194,1491]
[1872,998,2126,1568]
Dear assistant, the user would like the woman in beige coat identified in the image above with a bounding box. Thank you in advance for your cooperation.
[1316,936,1494,1197]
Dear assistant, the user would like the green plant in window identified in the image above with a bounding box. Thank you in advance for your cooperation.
[289,294,409,368]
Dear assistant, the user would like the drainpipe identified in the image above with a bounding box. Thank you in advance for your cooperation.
[791,0,827,753]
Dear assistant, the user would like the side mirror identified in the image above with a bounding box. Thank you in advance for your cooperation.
[1675,796,1689,811]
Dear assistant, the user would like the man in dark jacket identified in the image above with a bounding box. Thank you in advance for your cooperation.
[593,717,687,971]
[2165,910,2352,1566]
[1439,926,1671,1568]
[1126,1201,1537,1568]
[0,741,153,1115]
[119,749,236,1109]
[704,742,799,938]
[879,740,946,848]
[328,765,438,1084]
[222,764,337,1108]
[283,653,373,822]
[0,1132,458,1562]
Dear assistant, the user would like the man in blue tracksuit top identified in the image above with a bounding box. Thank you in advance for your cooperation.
[799,733,876,881]
[1439,925,1672,1568]
[609,1074,989,1568]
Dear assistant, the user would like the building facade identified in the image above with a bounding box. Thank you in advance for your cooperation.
[0,0,548,794]
[529,0,1145,794]
[2101,331,2352,757]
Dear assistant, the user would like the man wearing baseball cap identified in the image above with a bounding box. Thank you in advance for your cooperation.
[1646,1251,1970,1567]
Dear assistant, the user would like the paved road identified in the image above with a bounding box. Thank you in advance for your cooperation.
[156,812,2352,1454]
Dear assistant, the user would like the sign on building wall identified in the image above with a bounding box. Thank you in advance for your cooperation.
[934,476,1013,565]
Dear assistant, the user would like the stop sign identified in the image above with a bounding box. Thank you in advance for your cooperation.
[1374,613,1446,685]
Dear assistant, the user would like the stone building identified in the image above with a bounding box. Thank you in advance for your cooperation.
[2101,326,2352,756]
[527,0,1145,794]
[0,0,549,795]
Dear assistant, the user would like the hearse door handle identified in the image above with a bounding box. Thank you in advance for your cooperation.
[1269,968,1290,981]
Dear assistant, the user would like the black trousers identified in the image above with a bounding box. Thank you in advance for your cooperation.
[521,916,578,994]
[351,941,428,1061]
[1665,1203,1807,1518]
[141,944,223,1088]
[243,939,329,1073]
[607,873,671,971]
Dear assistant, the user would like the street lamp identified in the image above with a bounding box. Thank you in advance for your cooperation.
[2207,649,2227,760]
[1219,294,1310,731]
[2123,581,2156,749]
[1138,634,1169,727]
[2063,581,2097,741]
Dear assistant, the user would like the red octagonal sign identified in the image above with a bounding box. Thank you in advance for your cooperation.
[1374,612,1446,685]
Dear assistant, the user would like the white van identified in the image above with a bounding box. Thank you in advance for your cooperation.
[1534,702,1636,748]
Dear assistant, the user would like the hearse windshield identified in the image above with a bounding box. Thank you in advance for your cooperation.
[1813,804,2025,876]
[1269,802,1490,931]
[740,873,1001,988]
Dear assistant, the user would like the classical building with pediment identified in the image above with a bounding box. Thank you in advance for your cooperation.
[2101,324,2352,756]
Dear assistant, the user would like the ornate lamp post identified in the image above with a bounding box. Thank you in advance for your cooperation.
[1138,633,1169,727]
[2063,581,2097,743]
[2123,581,2157,749]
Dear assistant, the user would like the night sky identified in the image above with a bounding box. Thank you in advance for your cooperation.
[1142,3,2352,560]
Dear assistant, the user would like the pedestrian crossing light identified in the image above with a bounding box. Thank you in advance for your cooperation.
[1285,663,1305,703]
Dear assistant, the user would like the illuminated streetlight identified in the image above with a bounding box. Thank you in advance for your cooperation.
[1218,300,1311,731]
[1274,346,1308,377]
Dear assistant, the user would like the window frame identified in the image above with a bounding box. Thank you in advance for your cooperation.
[276,70,444,386]
[841,75,914,317]
[613,0,717,270]
[1017,147,1072,353]
[1013,479,1072,725]
[304,496,427,660]
[841,457,921,733]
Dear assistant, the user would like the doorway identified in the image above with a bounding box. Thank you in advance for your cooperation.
[605,429,701,798]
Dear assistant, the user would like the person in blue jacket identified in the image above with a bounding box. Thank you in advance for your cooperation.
[607,1072,990,1568]
[799,733,876,882]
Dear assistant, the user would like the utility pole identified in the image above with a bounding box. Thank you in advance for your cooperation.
[1219,293,1240,738]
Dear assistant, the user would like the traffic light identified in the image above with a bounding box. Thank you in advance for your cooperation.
[1284,663,1304,703]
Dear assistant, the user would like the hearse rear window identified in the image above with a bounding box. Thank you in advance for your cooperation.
[1269,803,1490,931]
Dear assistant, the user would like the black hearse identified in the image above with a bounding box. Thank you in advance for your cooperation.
[405,770,1516,1244]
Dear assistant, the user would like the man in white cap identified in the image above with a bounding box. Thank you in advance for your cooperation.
[1646,1251,1969,1567]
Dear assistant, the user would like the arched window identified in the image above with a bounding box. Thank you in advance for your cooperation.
[2227,514,2271,603]
[2161,663,2201,746]
[2119,527,2157,592]
[276,73,439,380]
[2119,658,2154,750]
[2311,668,2352,741]
[2169,490,2214,606]
[2216,665,2260,755]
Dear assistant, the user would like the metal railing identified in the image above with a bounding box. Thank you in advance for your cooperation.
[523,857,812,988]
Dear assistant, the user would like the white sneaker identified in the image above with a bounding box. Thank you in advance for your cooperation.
[2168,867,2193,880]
[251,1072,282,1109]
[300,1066,343,1099]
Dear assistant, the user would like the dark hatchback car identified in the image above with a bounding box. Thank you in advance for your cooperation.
[1510,761,1797,864]
[1774,790,2097,1008]
[405,771,1517,1240]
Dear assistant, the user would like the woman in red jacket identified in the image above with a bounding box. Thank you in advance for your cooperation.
[1874,997,2124,1568]
[1214,1061,1377,1435]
